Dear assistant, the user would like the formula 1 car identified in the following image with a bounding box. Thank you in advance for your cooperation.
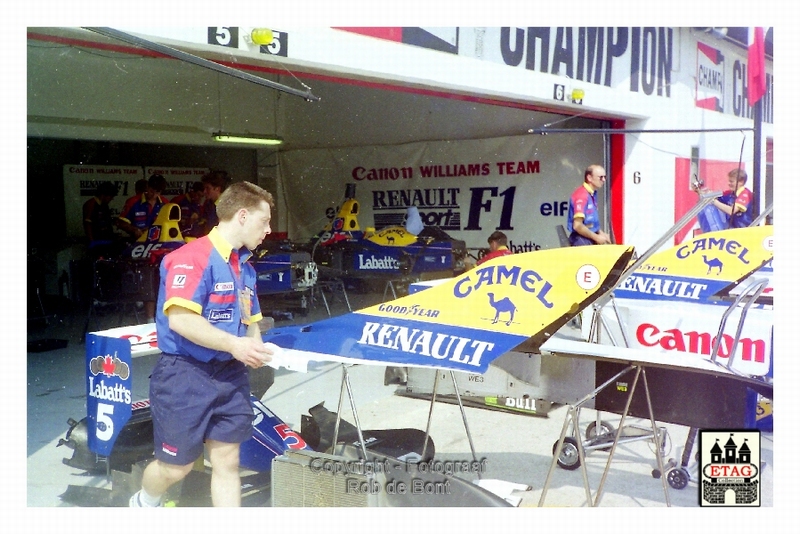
[303,184,467,292]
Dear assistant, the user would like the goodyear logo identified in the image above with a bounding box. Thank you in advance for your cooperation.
[453,265,554,309]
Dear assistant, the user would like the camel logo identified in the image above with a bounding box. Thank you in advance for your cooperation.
[487,293,516,326]
[702,255,723,275]
[699,430,761,507]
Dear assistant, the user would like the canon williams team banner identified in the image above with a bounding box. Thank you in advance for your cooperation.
[279,133,603,250]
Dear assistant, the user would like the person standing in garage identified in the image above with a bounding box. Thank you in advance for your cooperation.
[116,173,168,239]
[200,170,231,235]
[476,231,513,265]
[82,181,120,258]
[171,181,205,238]
[693,167,754,229]
[567,164,612,246]
[130,181,275,507]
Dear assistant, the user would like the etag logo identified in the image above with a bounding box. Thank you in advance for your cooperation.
[172,274,187,288]
[215,282,234,292]
[699,430,761,507]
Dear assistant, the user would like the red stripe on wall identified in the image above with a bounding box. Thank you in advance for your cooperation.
[27,31,165,58]
[27,31,614,120]
[609,120,625,244]
[333,27,404,42]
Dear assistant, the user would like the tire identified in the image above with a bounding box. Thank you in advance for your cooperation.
[666,467,690,490]
[553,437,582,470]
[585,420,616,451]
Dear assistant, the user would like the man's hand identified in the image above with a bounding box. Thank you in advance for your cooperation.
[167,306,273,367]
[229,336,273,368]
[594,230,612,245]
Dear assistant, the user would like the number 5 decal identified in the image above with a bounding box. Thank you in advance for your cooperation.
[96,403,114,441]
[274,423,307,450]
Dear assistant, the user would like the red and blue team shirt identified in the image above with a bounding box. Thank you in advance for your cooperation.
[156,227,263,362]
[567,183,600,234]
[476,246,513,266]
[719,186,754,228]
[118,194,166,230]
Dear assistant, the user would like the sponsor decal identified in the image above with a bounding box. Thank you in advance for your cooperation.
[161,442,179,457]
[699,430,760,506]
[636,322,766,363]
[172,274,187,288]
[147,226,161,242]
[357,321,494,367]
[131,399,151,411]
[174,264,194,270]
[208,308,234,322]
[86,335,134,456]
[453,264,554,309]
[503,396,538,412]
[357,254,400,270]
[377,303,441,319]
[88,376,132,404]
[576,264,601,290]
[130,243,163,259]
[676,237,752,265]
[620,275,708,300]
[215,282,235,292]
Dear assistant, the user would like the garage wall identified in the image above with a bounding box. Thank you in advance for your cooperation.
[279,132,605,250]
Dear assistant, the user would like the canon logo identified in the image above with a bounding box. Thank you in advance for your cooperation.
[636,322,766,363]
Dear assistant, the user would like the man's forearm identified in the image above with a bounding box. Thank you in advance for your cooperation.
[168,308,241,352]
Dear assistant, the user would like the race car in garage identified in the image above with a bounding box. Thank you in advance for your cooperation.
[302,184,468,292]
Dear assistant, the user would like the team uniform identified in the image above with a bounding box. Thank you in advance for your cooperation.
[151,227,263,465]
[118,194,166,232]
[567,183,601,246]
[718,186,754,229]
[476,246,513,266]
[171,193,204,237]
[83,196,115,244]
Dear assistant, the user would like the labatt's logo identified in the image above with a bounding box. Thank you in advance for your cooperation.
[636,322,766,363]
[357,254,399,270]
[676,236,752,264]
[453,264,554,308]
[88,353,133,404]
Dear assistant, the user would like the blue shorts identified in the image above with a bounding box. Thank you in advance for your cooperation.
[568,232,596,246]
[149,354,253,465]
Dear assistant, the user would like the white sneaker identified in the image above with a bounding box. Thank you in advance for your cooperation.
[129,490,161,507]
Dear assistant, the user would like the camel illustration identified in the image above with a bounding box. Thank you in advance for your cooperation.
[487,293,516,326]
[386,236,395,245]
[702,255,723,275]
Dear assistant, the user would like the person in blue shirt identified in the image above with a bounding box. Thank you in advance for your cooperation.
[116,174,167,240]
[567,164,612,246]
[130,181,275,507]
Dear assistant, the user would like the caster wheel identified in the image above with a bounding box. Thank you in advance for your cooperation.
[553,437,582,470]
[667,467,690,490]
[586,421,616,451]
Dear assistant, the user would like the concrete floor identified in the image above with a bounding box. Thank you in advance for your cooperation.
[25,288,774,514]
